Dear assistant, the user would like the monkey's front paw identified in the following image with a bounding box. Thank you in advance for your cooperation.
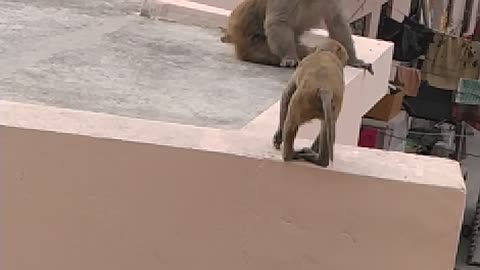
[273,130,282,150]
[349,60,374,75]
[280,56,298,67]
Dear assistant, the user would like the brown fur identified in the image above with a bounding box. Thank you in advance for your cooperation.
[221,0,373,74]
[221,0,280,65]
[272,38,348,167]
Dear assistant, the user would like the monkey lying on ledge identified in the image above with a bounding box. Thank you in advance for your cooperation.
[220,0,374,75]
[273,38,348,167]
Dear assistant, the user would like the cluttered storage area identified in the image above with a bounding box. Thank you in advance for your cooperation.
[356,1,480,268]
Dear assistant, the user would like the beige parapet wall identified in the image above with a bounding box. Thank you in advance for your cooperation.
[141,0,394,146]
[0,100,467,270]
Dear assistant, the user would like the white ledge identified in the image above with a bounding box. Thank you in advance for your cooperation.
[0,100,465,190]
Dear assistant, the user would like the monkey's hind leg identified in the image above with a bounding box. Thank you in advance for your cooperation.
[273,76,297,149]
[281,93,303,161]
[281,118,300,161]
[296,90,335,167]
[296,123,330,167]
[264,20,299,67]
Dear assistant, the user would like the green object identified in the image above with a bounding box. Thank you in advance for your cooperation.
[456,79,480,105]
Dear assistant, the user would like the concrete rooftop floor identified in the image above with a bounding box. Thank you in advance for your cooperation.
[0,0,292,129]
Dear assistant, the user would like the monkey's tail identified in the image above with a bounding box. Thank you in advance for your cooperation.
[319,90,334,162]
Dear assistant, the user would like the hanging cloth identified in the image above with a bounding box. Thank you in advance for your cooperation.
[377,16,434,61]
[421,33,480,90]
[395,65,421,96]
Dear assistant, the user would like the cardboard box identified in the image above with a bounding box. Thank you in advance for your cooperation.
[365,90,405,121]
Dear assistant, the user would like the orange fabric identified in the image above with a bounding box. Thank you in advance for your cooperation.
[396,65,421,97]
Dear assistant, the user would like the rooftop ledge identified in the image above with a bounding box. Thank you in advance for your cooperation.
[0,100,466,190]
[0,99,466,270]
[0,1,466,270]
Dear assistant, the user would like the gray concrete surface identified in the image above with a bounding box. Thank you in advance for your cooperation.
[0,0,291,129]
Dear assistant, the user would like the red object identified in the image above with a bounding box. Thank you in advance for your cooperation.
[358,127,379,148]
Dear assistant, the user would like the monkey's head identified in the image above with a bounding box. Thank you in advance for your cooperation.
[314,39,349,66]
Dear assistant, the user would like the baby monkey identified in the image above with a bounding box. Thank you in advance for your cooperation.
[273,38,347,167]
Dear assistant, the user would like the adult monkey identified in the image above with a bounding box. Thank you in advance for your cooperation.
[221,0,374,75]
